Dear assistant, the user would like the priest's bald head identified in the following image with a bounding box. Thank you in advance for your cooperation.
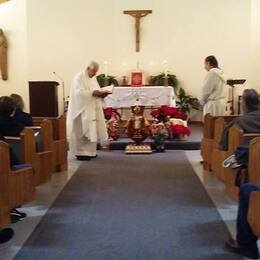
[86,61,99,78]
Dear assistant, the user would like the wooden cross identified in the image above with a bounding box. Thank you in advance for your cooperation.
[123,10,152,52]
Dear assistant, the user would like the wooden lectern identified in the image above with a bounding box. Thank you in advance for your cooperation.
[29,81,59,117]
[226,79,246,115]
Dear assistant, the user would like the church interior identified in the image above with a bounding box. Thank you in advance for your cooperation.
[0,0,260,259]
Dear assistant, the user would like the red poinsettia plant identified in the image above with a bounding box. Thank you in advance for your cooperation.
[150,105,187,121]
[150,106,191,140]
[103,107,121,121]
[103,107,121,140]
[169,124,191,139]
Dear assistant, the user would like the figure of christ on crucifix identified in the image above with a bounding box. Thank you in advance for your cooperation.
[123,10,152,52]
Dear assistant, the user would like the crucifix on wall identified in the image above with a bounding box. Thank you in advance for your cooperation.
[123,10,152,52]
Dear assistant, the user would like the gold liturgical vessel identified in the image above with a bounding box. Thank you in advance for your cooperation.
[125,106,152,154]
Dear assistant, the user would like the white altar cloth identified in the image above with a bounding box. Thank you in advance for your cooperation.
[104,86,176,108]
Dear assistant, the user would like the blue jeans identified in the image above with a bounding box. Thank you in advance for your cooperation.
[237,183,259,247]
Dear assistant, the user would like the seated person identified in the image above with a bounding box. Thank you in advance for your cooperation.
[10,93,33,127]
[0,96,24,136]
[219,89,260,151]
[226,183,260,259]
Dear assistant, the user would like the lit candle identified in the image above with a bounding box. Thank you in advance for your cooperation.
[122,62,127,74]
[163,60,168,76]
[104,60,108,77]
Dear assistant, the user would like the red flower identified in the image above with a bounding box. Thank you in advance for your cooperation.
[151,106,187,120]
[103,107,121,121]
[169,124,191,137]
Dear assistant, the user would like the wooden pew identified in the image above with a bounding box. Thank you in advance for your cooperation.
[225,135,260,201]
[0,141,35,212]
[201,114,217,171]
[6,125,53,186]
[33,115,67,172]
[246,138,260,236]
[211,117,237,180]
[201,115,237,171]
[248,191,260,237]
[0,141,11,228]
[248,137,260,184]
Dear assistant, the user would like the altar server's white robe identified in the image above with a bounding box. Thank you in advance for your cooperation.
[200,68,226,116]
[67,71,108,156]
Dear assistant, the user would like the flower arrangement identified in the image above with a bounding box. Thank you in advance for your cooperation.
[150,105,187,122]
[150,121,169,152]
[103,107,121,140]
[150,106,191,140]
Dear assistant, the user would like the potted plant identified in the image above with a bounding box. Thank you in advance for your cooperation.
[176,87,200,114]
[150,72,178,91]
[97,74,119,87]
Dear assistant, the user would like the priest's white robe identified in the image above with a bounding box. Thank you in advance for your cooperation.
[200,68,226,116]
[67,71,108,156]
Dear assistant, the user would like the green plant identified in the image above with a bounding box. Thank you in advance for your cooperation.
[176,87,200,114]
[97,74,119,87]
[150,73,178,90]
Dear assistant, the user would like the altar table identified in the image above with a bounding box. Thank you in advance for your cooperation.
[104,86,176,108]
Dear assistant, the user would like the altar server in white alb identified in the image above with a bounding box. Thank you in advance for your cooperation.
[200,55,226,116]
[67,61,109,161]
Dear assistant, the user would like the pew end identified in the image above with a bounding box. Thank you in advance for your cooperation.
[248,191,260,237]
[0,142,11,227]
[33,115,68,172]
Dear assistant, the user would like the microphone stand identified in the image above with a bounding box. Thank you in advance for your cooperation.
[53,72,66,114]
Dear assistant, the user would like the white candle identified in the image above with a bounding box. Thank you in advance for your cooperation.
[104,61,108,77]
[163,60,168,76]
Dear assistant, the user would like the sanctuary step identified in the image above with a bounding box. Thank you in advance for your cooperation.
[99,124,202,151]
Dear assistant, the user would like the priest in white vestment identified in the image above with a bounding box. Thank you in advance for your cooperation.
[67,61,109,160]
[200,56,226,117]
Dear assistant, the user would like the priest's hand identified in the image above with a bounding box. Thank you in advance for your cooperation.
[92,90,103,98]
[92,90,110,99]
[100,92,110,99]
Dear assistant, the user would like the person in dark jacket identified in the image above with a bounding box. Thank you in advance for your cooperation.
[10,93,33,127]
[226,183,259,259]
[0,96,24,136]
[219,89,260,151]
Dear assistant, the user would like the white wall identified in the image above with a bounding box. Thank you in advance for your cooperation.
[0,0,28,110]
[249,0,260,91]
[27,0,251,100]
[0,0,256,116]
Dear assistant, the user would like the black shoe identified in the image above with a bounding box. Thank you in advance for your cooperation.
[10,214,21,224]
[10,208,27,219]
[0,228,14,244]
[76,155,91,161]
[225,238,259,259]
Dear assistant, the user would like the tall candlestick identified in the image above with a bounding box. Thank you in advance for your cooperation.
[163,60,168,76]
[104,60,108,77]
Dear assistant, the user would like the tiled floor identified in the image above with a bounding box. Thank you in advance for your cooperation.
[0,150,248,260]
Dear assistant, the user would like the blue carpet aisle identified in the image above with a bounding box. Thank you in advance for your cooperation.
[15,151,241,260]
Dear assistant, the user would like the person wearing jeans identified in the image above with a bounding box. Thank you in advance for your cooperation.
[226,183,260,259]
